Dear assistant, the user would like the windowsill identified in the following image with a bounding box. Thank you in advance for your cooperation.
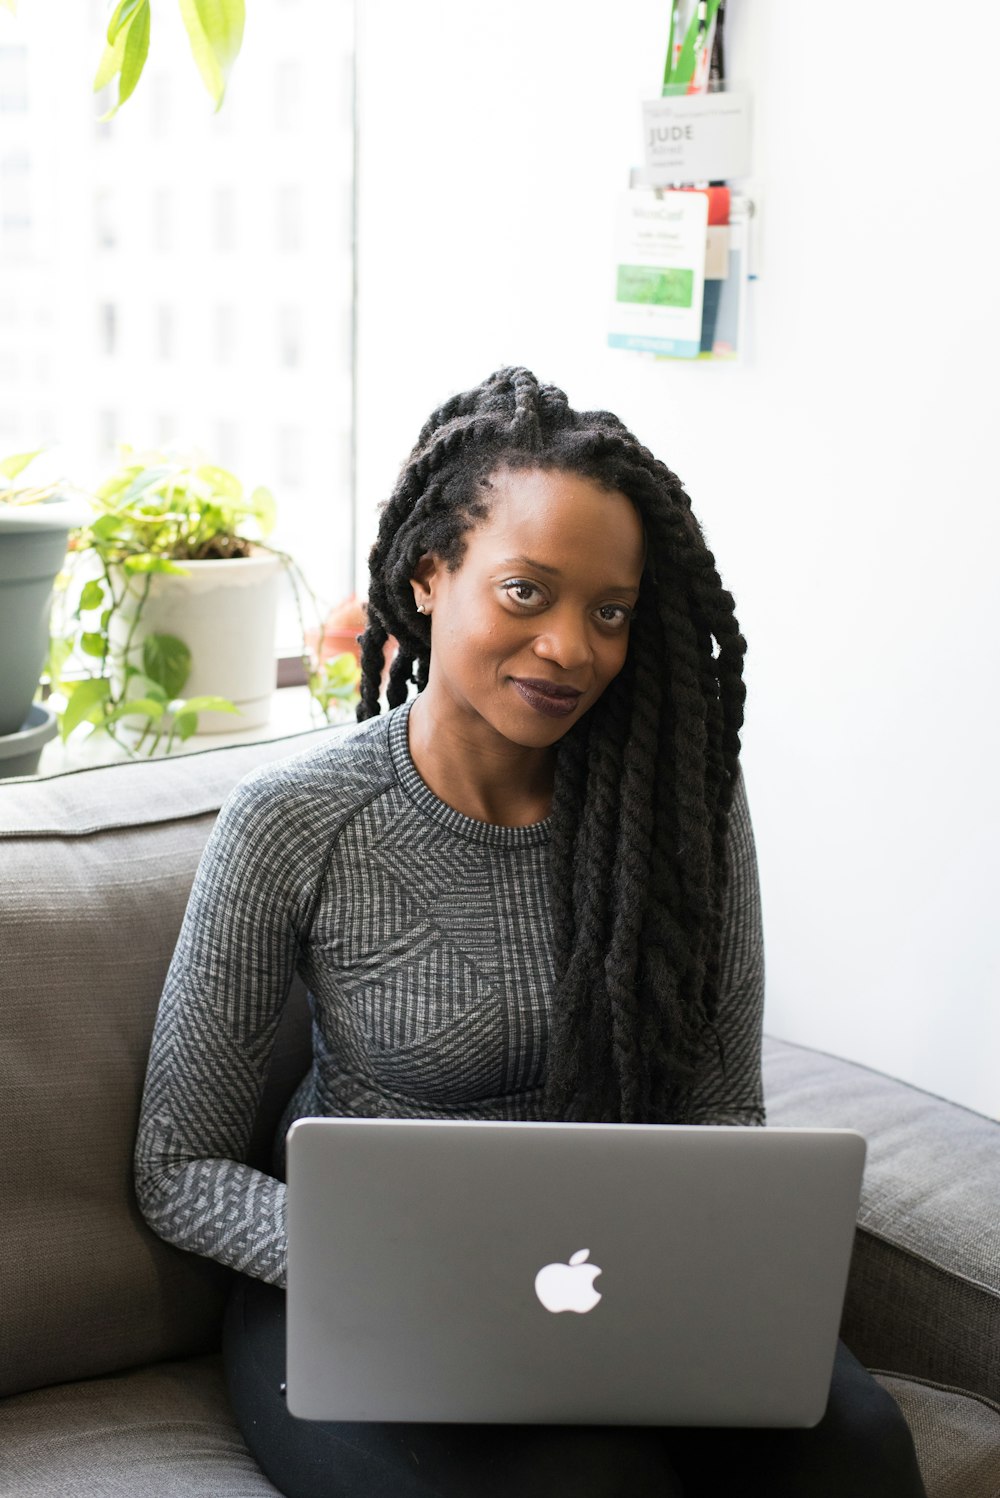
[32,685,352,779]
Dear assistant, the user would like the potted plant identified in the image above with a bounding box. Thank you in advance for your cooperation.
[48,447,362,757]
[0,452,90,778]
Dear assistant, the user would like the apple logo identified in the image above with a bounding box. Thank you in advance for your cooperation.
[534,1249,603,1314]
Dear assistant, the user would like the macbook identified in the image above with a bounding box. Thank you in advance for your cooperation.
[285,1117,865,1427]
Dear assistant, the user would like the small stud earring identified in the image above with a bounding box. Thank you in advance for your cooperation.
[416,603,426,614]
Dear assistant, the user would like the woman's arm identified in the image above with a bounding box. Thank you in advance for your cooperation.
[686,764,766,1125]
[134,766,316,1288]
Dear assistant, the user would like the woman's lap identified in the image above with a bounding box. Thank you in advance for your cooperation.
[222,1275,925,1498]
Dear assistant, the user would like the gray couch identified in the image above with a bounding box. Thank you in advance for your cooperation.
[1,730,998,1497]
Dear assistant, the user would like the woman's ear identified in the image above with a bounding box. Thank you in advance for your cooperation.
[410,554,439,617]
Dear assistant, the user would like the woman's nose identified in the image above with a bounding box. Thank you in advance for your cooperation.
[532,610,592,671]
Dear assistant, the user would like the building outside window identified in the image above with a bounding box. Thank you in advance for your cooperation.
[0,1,356,642]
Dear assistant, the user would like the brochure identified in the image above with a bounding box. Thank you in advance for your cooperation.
[608,189,709,359]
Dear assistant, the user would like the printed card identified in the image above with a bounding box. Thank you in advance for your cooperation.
[608,189,709,359]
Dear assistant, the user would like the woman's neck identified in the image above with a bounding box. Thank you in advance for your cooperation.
[405,691,554,828]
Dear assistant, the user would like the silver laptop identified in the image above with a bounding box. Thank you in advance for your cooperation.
[285,1117,865,1428]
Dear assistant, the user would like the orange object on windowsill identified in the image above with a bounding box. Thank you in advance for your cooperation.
[305,595,399,685]
[306,594,367,664]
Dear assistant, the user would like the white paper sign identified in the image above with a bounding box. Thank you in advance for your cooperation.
[642,91,752,185]
[608,189,708,359]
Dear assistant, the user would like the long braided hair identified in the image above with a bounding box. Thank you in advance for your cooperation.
[358,367,747,1125]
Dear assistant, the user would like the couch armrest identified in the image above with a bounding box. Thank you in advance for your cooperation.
[763,1035,1000,1404]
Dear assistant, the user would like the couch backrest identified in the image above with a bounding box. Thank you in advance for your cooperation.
[0,729,334,1399]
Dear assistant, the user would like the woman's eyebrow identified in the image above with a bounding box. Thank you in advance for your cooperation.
[499,556,640,595]
[500,554,561,575]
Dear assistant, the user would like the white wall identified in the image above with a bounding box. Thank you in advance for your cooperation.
[355,1,1000,1117]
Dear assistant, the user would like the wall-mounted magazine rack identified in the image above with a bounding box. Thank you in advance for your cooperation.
[608,79,758,363]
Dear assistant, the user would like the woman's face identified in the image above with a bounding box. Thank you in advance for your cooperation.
[412,466,645,751]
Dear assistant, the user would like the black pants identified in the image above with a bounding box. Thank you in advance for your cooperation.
[223,1276,927,1498]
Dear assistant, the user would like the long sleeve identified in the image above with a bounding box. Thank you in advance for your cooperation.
[134,768,317,1288]
[686,764,766,1126]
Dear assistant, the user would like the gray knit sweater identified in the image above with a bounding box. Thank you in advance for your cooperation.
[134,699,765,1288]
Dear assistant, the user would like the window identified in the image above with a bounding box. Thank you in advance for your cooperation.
[276,184,302,254]
[0,47,29,114]
[152,188,172,253]
[99,302,117,357]
[95,189,115,249]
[215,419,238,468]
[0,151,31,255]
[277,425,303,487]
[149,74,169,137]
[215,303,237,364]
[275,61,299,131]
[98,409,118,457]
[156,304,175,361]
[277,306,302,369]
[5,1,354,621]
[214,187,235,253]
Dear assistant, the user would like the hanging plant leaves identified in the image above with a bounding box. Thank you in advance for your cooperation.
[60,678,111,741]
[248,486,277,537]
[143,633,191,700]
[178,0,246,111]
[106,697,166,725]
[0,450,42,482]
[79,579,106,612]
[94,0,150,118]
[80,631,109,658]
[174,695,240,715]
[123,553,190,574]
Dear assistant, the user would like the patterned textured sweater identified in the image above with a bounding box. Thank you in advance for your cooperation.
[134,699,765,1288]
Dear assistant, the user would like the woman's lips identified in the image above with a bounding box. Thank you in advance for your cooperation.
[510,678,583,719]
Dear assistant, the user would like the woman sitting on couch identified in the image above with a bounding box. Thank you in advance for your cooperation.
[135,366,926,1498]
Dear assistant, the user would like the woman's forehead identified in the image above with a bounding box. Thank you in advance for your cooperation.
[468,467,645,573]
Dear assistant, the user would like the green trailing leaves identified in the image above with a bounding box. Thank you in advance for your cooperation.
[196,464,241,500]
[249,486,276,536]
[46,446,306,754]
[79,579,106,612]
[60,678,111,741]
[116,4,149,111]
[106,0,146,44]
[142,634,191,700]
[0,450,41,482]
[80,631,108,659]
[106,697,166,724]
[178,0,245,110]
[93,27,127,93]
[122,553,190,575]
[94,0,150,118]
[309,651,361,715]
[173,695,240,715]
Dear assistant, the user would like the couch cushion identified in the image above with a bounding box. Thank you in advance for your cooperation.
[875,1373,1000,1498]
[0,1354,281,1497]
[763,1036,1000,1405]
[0,1355,994,1498]
[0,733,327,1399]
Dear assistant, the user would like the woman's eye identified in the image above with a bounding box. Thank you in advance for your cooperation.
[595,604,633,628]
[503,580,545,607]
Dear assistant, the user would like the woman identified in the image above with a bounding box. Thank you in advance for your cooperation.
[135,367,926,1497]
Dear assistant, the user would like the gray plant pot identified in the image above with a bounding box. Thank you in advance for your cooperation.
[0,497,90,736]
[0,702,59,779]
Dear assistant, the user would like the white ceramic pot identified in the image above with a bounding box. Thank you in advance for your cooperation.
[109,548,282,733]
